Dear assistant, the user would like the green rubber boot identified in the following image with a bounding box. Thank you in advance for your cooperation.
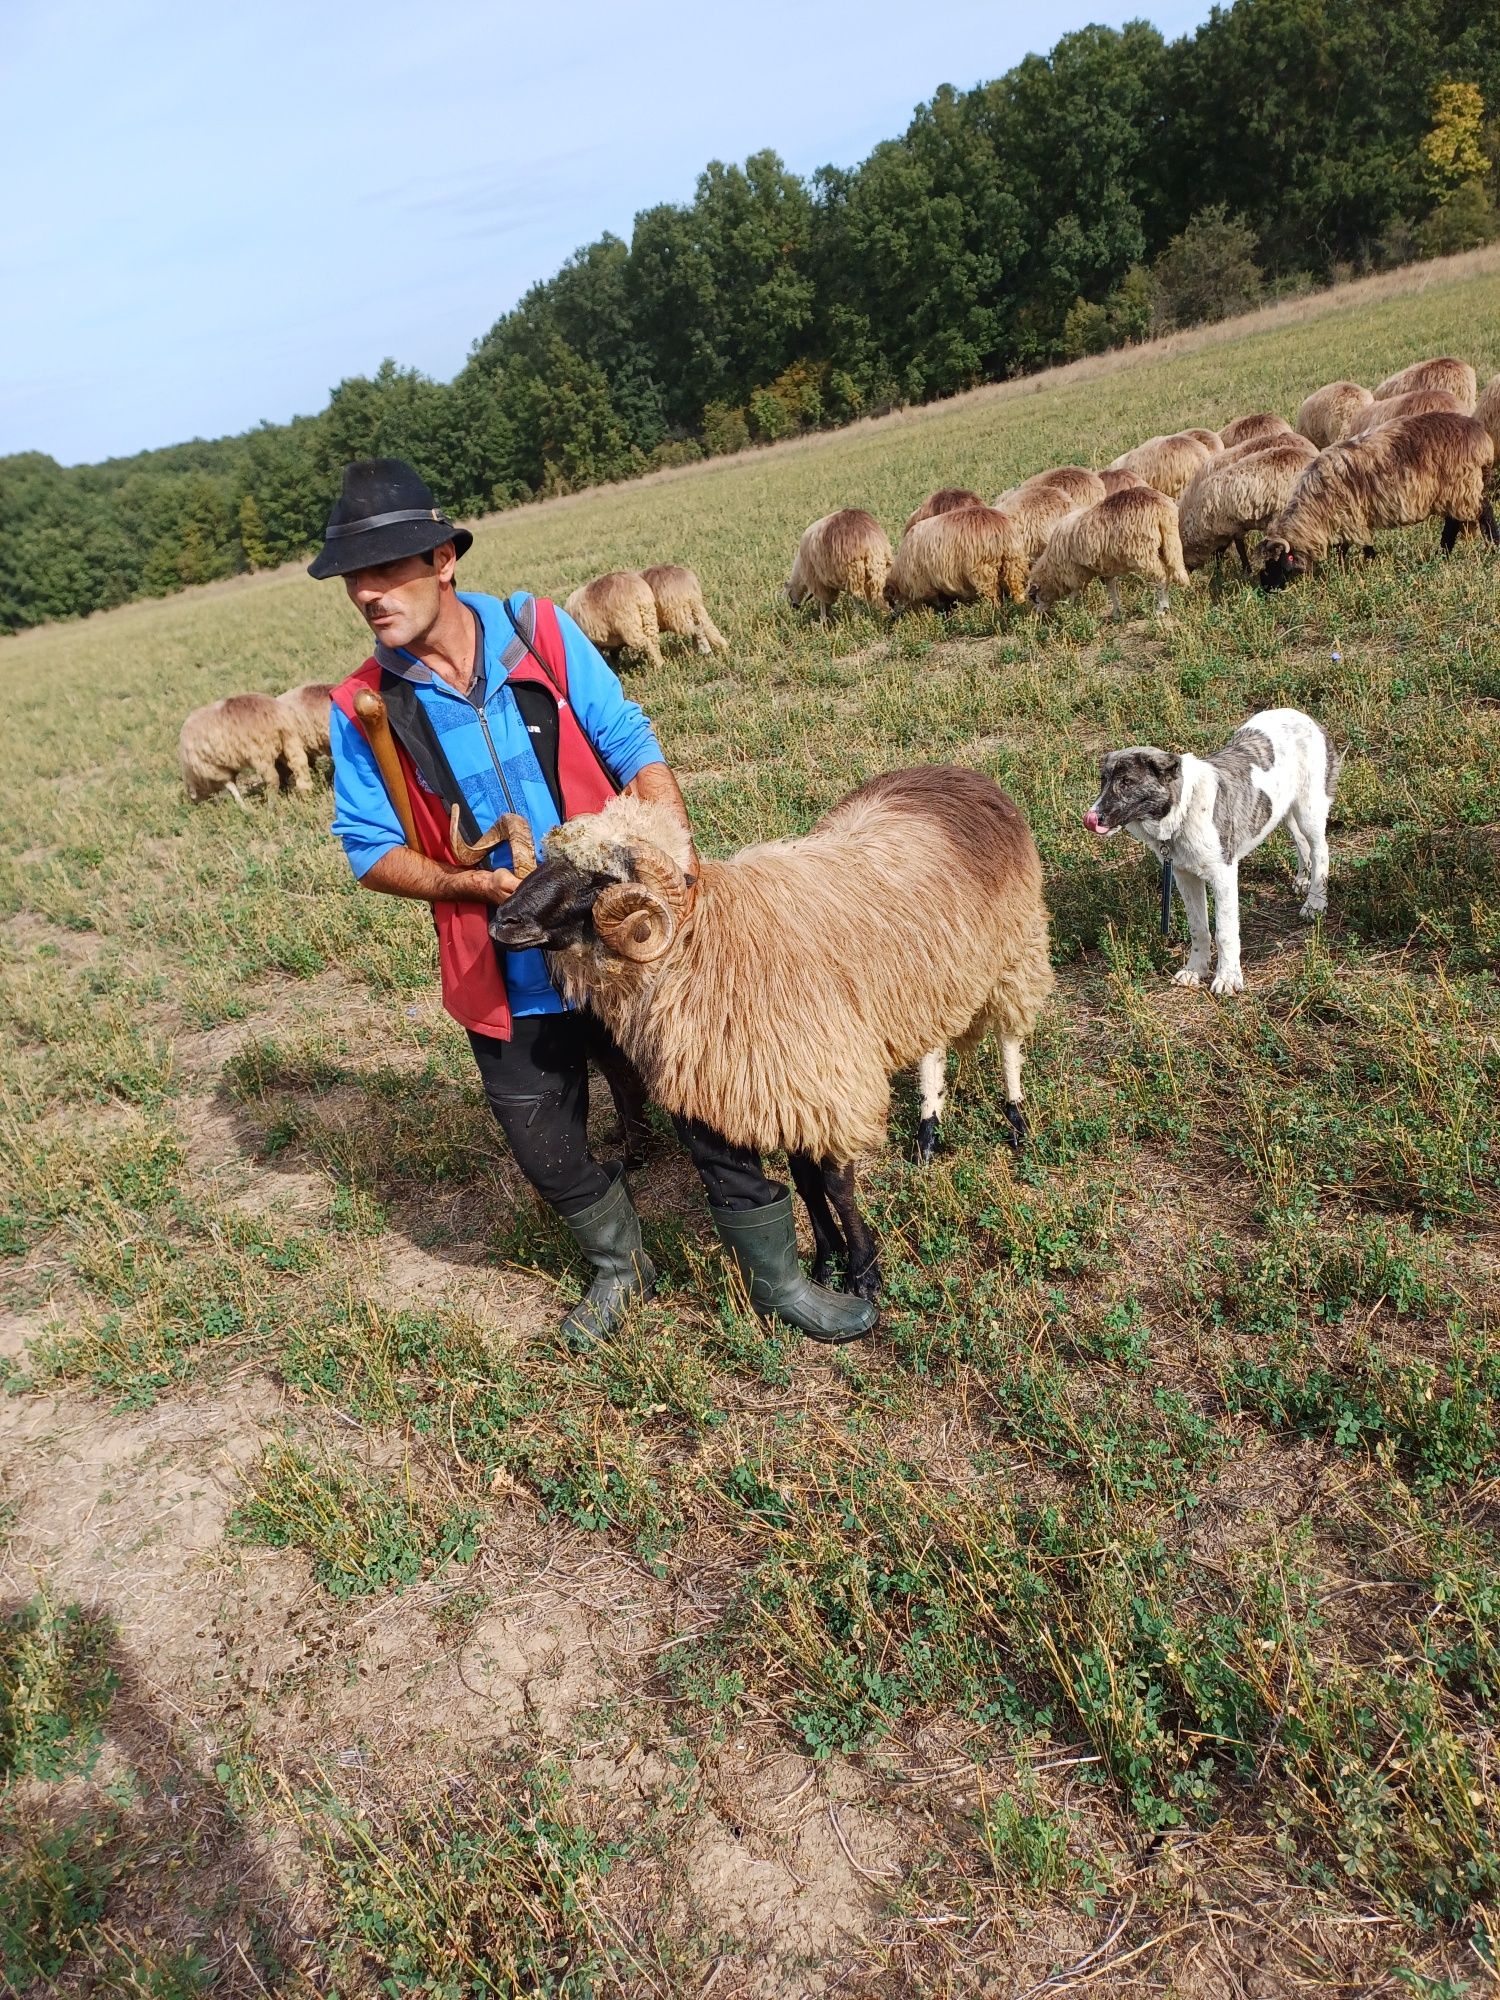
[710,1194,876,1344]
[558,1175,656,1347]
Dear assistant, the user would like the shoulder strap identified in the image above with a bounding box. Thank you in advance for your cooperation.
[377,668,483,844]
[503,594,567,695]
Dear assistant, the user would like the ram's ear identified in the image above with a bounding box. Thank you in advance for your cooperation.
[594,883,675,963]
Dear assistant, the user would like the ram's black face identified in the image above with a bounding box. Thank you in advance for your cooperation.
[488,857,612,951]
[1085,748,1183,837]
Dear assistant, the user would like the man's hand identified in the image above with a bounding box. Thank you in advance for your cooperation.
[360,846,519,906]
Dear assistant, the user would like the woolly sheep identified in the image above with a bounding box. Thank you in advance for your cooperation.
[1026,485,1190,618]
[565,571,664,671]
[1096,466,1147,497]
[1357,387,1464,431]
[276,683,334,776]
[1177,436,1321,572]
[1476,373,1500,456]
[179,694,311,807]
[885,506,1028,610]
[489,768,1055,1300]
[1296,381,1373,449]
[1219,412,1294,450]
[1372,357,1477,412]
[787,509,893,616]
[640,564,728,655]
[994,466,1104,513]
[1259,411,1498,586]
[1106,432,1215,499]
[903,488,985,536]
[1183,428,1225,457]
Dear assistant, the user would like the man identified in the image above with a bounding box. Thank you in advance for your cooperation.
[315,459,873,1345]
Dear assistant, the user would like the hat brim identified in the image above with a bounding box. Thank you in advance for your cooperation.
[307,518,473,580]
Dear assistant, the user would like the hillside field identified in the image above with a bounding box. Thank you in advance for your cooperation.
[2,255,1499,1996]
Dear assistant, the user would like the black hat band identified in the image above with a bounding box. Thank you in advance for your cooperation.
[324,506,447,540]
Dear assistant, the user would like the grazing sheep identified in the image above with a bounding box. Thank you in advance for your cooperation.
[1219,412,1294,450]
[1476,373,1500,456]
[1097,466,1147,496]
[903,488,986,535]
[276,683,334,776]
[179,694,310,807]
[994,466,1104,513]
[1026,486,1189,617]
[885,506,1029,610]
[1106,432,1216,499]
[1178,436,1321,572]
[1183,428,1226,457]
[1372,357,1477,412]
[489,768,1055,1299]
[565,571,664,671]
[1259,412,1498,586]
[1296,381,1373,449]
[1358,387,1464,431]
[787,509,893,616]
[640,564,728,656]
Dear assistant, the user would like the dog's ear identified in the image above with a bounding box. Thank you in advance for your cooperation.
[1151,751,1182,781]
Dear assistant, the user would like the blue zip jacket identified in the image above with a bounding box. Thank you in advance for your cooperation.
[330,589,663,1016]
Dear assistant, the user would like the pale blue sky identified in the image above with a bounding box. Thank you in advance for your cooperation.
[2,1,1207,466]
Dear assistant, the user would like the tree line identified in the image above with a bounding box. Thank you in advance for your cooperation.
[5,0,1498,634]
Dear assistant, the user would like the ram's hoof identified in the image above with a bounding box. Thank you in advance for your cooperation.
[916,1116,939,1166]
[1004,1101,1028,1150]
[845,1259,883,1302]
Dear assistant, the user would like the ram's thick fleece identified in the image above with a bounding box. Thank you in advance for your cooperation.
[903,488,985,535]
[1262,412,1497,568]
[640,565,727,654]
[1296,381,1373,448]
[1106,432,1215,498]
[1178,437,1319,570]
[886,506,1028,607]
[1027,485,1189,612]
[1219,412,1294,450]
[541,771,1054,1162]
[276,683,334,768]
[788,509,892,611]
[565,572,663,669]
[179,694,310,803]
[1372,357,1477,412]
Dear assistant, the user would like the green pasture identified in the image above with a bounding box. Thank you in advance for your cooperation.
[2,263,1498,1994]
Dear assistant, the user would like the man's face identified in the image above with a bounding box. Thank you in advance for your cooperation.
[342,544,455,648]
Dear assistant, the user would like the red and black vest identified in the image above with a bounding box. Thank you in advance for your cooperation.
[330,594,617,1040]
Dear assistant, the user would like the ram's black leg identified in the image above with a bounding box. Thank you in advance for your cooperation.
[789,1150,846,1287]
[1441,515,1461,554]
[1479,500,1499,545]
[821,1158,881,1301]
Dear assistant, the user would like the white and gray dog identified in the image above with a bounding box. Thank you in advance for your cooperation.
[1085,707,1339,994]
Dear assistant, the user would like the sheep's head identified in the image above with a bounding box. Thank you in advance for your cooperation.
[488,796,698,973]
[1255,536,1308,590]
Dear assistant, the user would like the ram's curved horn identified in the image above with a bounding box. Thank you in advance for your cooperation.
[630,839,697,917]
[593,883,675,963]
[449,806,536,874]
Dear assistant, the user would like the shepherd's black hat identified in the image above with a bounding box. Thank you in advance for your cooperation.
[306,458,473,579]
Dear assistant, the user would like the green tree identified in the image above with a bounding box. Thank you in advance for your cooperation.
[1151,206,1264,330]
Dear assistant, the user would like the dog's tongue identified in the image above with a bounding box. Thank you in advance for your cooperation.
[1084,808,1106,835]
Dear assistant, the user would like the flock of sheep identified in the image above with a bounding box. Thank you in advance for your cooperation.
[766,355,1499,630]
[178,352,1498,804]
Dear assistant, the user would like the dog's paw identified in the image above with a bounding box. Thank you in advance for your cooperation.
[1210,969,1245,996]
[1292,871,1311,895]
[1172,966,1207,988]
[1299,896,1326,922]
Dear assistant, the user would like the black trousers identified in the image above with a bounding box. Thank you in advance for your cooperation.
[467,1017,782,1217]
